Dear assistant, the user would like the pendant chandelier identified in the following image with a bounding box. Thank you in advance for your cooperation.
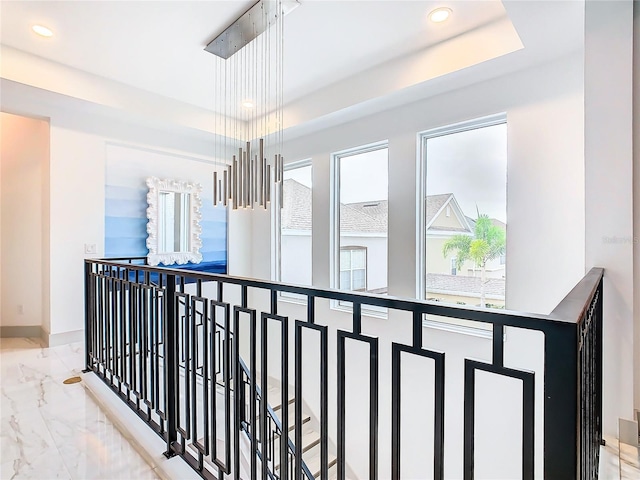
[206,0,298,210]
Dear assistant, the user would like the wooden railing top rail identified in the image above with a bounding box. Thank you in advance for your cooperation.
[549,267,604,324]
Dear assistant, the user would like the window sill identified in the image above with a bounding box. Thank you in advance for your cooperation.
[330,300,388,320]
[422,318,493,339]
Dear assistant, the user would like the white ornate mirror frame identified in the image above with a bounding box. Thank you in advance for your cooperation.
[146,177,203,266]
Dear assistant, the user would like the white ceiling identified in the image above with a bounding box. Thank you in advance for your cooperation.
[0,0,585,134]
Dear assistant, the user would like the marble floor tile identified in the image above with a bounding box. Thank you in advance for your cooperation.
[0,337,159,480]
[601,434,640,480]
[1,448,72,479]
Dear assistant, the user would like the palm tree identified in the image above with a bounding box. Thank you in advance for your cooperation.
[442,214,506,307]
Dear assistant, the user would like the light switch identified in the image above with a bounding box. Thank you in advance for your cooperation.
[84,244,97,254]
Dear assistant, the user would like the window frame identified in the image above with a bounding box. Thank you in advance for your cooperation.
[330,141,389,316]
[416,113,507,337]
[330,141,388,291]
[273,159,313,298]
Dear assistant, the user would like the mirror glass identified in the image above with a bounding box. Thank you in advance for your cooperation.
[146,177,202,266]
[158,191,191,253]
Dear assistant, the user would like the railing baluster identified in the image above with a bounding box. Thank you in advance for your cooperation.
[307,295,315,324]
[164,274,178,458]
[543,324,578,479]
[369,337,379,480]
[337,332,346,480]
[391,345,401,480]
[320,324,328,480]
[83,262,92,372]
[83,260,603,480]
[353,302,362,335]
[492,324,504,368]
[295,322,302,480]
[260,313,269,480]
[281,315,289,480]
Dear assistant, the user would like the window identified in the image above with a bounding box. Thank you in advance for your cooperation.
[332,143,388,296]
[419,114,507,325]
[277,160,312,287]
[340,247,367,291]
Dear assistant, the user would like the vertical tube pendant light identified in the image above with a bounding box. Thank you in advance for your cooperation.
[205,0,299,210]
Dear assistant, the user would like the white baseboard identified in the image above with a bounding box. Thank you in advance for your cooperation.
[47,329,84,347]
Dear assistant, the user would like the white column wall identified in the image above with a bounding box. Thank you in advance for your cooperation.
[584,0,636,435]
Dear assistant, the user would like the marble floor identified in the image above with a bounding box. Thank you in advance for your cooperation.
[0,337,160,479]
[600,434,640,480]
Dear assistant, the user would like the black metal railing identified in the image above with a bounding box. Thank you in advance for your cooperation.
[84,258,603,480]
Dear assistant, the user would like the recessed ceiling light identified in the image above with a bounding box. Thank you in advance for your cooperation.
[242,100,255,109]
[32,24,53,37]
[428,7,452,23]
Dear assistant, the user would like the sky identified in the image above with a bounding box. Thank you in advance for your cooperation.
[426,123,507,222]
[284,122,507,223]
[285,163,312,187]
[340,148,388,203]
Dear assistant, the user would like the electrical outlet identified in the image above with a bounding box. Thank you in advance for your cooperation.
[17,305,23,314]
[84,244,97,254]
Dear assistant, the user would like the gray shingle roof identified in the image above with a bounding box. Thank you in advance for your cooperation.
[425,193,452,224]
[341,201,387,233]
[282,180,474,233]
[282,178,312,230]
[426,273,505,298]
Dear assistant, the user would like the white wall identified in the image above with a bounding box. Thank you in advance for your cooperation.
[281,233,312,285]
[584,0,636,434]
[250,53,586,478]
[1,92,252,344]
[0,112,49,336]
[46,115,251,343]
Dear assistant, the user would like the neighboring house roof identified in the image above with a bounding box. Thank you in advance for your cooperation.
[425,194,452,223]
[491,218,506,229]
[342,200,388,233]
[282,179,501,235]
[282,178,312,230]
[282,179,387,232]
[426,273,505,299]
[466,216,477,231]
[425,193,473,233]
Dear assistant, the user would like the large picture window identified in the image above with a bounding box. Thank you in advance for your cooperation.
[333,143,388,295]
[419,115,507,326]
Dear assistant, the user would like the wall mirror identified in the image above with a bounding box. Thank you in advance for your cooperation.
[146,177,203,266]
